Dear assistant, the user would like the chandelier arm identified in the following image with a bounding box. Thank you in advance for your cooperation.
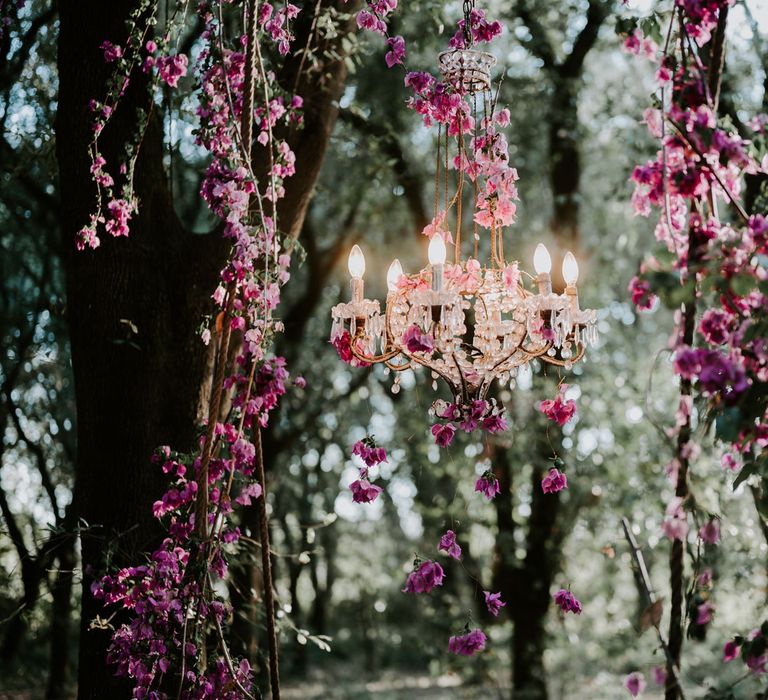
[539,342,586,367]
[385,358,412,372]
[399,350,460,397]
[451,352,470,404]
[348,331,403,364]
[476,341,550,397]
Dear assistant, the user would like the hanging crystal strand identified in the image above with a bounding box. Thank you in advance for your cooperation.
[391,373,401,394]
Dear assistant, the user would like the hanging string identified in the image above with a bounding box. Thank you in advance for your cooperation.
[435,123,441,220]
[472,89,479,260]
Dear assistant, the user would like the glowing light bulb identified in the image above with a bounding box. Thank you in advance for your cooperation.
[387,259,403,292]
[428,235,447,266]
[533,243,552,275]
[347,244,365,279]
[562,252,579,286]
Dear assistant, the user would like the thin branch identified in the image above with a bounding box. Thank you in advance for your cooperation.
[561,0,614,78]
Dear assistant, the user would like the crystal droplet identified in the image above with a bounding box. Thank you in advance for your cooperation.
[564,361,573,371]
[432,380,438,391]
[391,382,401,395]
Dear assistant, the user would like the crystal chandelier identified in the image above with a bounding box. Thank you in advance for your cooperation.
[329,4,598,409]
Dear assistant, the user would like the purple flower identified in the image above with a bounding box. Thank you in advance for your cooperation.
[403,560,444,594]
[438,530,462,560]
[624,672,646,697]
[448,628,486,656]
[349,479,383,504]
[474,472,500,500]
[553,588,582,614]
[100,40,123,63]
[651,666,666,686]
[385,35,406,68]
[538,385,576,426]
[352,438,387,467]
[699,518,720,544]
[723,639,740,662]
[482,414,508,433]
[541,468,568,494]
[699,309,732,345]
[431,423,456,447]
[402,324,434,354]
[696,601,715,625]
[484,591,506,617]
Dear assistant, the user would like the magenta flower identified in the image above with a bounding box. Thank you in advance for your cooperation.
[628,275,657,311]
[100,40,123,63]
[349,479,383,504]
[723,639,740,662]
[538,385,576,426]
[402,324,434,354]
[447,628,487,656]
[157,53,189,88]
[699,518,720,544]
[474,472,500,500]
[481,413,508,434]
[553,588,582,614]
[651,666,666,686]
[541,467,568,494]
[431,423,456,448]
[747,653,767,673]
[403,560,444,594]
[385,35,406,68]
[438,530,462,560]
[484,591,506,617]
[331,330,370,368]
[624,672,646,697]
[352,438,387,468]
[696,601,715,625]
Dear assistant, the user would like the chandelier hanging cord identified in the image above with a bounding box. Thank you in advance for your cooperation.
[462,0,475,48]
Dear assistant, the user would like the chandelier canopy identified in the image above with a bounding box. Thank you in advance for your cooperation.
[329,4,597,411]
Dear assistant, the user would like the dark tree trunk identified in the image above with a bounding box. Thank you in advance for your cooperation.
[46,536,77,700]
[56,1,353,697]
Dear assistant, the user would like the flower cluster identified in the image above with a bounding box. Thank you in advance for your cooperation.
[553,588,582,615]
[474,471,500,501]
[447,628,487,656]
[430,398,508,448]
[349,436,387,504]
[331,329,372,368]
[541,467,568,494]
[402,559,445,594]
[722,622,768,675]
[538,384,577,426]
[438,529,462,560]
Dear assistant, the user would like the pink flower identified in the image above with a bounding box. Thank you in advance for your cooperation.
[235,482,262,506]
[474,472,500,500]
[484,591,506,617]
[349,479,383,504]
[157,53,189,88]
[662,497,689,542]
[723,639,740,662]
[385,35,406,68]
[105,198,134,238]
[331,330,370,368]
[431,423,456,447]
[448,628,486,656]
[402,324,434,354]
[628,276,657,311]
[541,468,568,494]
[538,385,576,426]
[699,518,720,544]
[482,413,508,434]
[438,530,462,560]
[624,672,646,697]
[553,588,582,614]
[352,438,387,467]
[502,263,520,290]
[652,666,667,686]
[403,560,444,594]
[696,601,715,625]
[100,40,122,63]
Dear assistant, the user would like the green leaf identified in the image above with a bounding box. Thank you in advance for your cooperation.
[732,462,757,491]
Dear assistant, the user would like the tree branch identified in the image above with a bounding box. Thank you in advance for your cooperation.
[561,0,614,78]
[514,0,558,70]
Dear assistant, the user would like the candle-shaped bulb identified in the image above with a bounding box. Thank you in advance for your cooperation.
[562,252,579,286]
[533,243,552,275]
[347,244,365,279]
[387,258,403,292]
[428,235,447,265]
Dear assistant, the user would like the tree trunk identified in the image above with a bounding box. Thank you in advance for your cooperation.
[46,536,76,700]
[56,1,354,696]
